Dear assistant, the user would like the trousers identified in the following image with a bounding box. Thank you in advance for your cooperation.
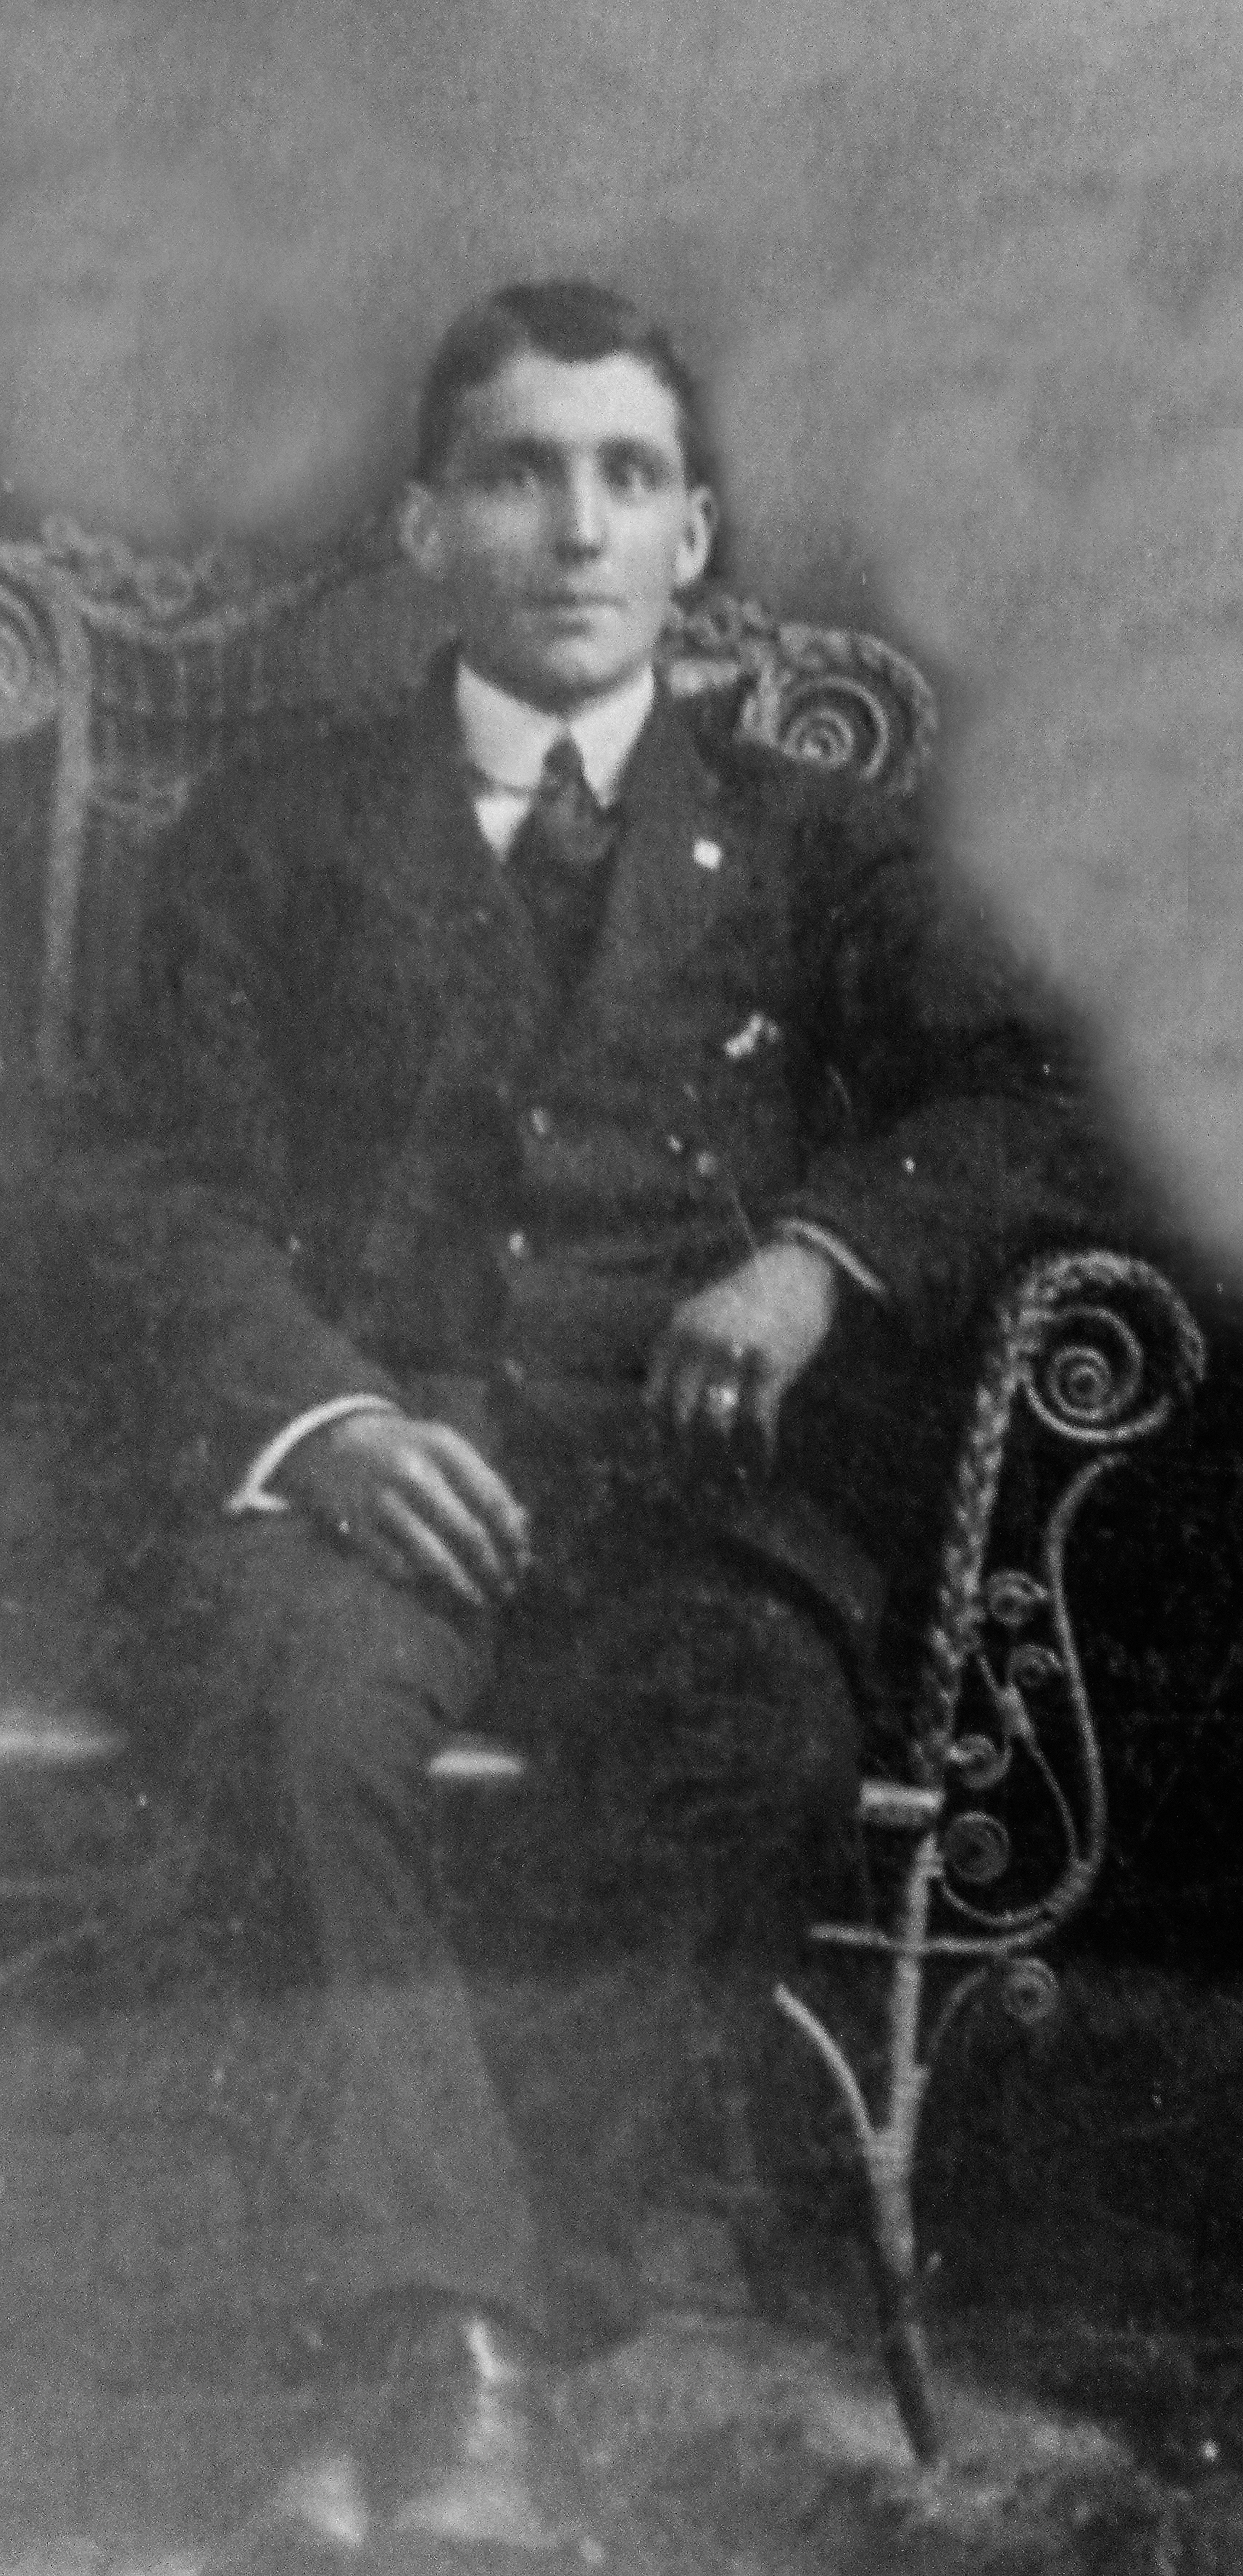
[197,1379,864,2332]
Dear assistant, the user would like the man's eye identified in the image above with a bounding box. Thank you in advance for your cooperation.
[464,453,541,496]
[605,453,662,496]
[486,459,540,493]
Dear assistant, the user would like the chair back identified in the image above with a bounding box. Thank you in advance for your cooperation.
[0,515,937,1082]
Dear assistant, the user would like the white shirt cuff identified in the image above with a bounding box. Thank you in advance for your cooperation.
[773,1218,890,1303]
[223,1392,401,1519]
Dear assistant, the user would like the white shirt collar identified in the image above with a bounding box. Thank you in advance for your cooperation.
[454,660,656,807]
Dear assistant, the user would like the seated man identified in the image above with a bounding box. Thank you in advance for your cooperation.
[109,278,1119,2544]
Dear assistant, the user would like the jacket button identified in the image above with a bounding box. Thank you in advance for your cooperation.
[694,1150,719,1179]
[507,1231,528,1259]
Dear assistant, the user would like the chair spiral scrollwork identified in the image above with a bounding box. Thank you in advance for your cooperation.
[660,587,937,796]
[0,571,60,744]
[810,1251,1207,1972]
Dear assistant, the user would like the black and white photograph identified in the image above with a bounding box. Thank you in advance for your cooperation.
[0,5,1239,2569]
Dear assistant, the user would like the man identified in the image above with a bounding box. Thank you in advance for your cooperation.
[113,279,1114,2548]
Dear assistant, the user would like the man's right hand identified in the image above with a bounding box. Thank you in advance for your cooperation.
[286,1410,531,1610]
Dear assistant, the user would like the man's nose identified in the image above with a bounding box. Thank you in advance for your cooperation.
[551,464,607,554]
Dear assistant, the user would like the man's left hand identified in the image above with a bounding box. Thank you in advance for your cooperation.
[645,1242,839,1469]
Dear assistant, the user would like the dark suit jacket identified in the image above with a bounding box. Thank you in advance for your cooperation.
[102,648,1128,1648]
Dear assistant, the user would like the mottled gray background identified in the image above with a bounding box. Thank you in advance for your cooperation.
[1,0,1237,1266]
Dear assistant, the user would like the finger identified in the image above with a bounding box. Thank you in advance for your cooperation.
[376,1489,489,1610]
[686,1332,753,1428]
[686,1347,773,1487]
[694,1372,755,1486]
[752,1370,785,1460]
[325,1495,426,1594]
[353,1517,425,1594]
[381,1478,509,1600]
[410,1427,531,1558]
[386,1450,516,1592]
[668,1340,717,1442]
[698,1364,748,1439]
[657,1334,749,1445]
[646,1318,723,1423]
[736,1347,778,1473]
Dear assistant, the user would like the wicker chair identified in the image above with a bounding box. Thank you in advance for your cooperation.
[0,512,1205,1928]
[0,518,1207,2451]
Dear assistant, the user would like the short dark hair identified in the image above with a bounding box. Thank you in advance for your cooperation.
[414,279,716,490]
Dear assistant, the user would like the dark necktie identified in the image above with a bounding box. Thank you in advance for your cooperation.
[505,734,623,999]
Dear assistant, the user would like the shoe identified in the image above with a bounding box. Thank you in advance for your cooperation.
[390,2312,604,2560]
[280,2243,646,2393]
[200,2445,371,2573]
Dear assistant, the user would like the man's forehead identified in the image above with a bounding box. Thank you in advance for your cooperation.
[452,351,686,457]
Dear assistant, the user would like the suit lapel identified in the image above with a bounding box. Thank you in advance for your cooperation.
[362,653,550,1087]
[574,683,732,1029]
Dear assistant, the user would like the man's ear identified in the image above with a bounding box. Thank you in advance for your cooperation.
[398,484,444,578]
[673,484,719,593]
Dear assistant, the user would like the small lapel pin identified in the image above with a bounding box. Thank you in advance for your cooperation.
[724,1011,782,1062]
[693,837,723,871]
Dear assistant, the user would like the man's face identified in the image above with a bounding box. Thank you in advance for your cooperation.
[402,350,718,713]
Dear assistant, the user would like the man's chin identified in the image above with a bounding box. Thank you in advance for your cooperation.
[481,638,647,712]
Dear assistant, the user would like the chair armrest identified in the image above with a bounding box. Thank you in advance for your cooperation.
[811,1248,1207,1957]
